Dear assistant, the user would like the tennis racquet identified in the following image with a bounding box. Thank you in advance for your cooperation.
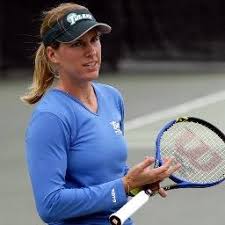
[109,117,225,225]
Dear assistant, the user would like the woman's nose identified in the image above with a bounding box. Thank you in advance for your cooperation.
[85,43,96,57]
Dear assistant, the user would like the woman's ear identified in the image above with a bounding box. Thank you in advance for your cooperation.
[46,46,59,64]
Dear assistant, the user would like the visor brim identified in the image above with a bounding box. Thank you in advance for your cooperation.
[55,20,111,43]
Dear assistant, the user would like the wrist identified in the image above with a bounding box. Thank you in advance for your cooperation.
[122,176,142,196]
[129,187,142,196]
[122,176,131,194]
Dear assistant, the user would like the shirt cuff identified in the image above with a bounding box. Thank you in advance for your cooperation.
[113,178,128,207]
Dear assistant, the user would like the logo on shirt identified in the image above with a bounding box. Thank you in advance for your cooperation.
[111,188,117,203]
[110,121,122,135]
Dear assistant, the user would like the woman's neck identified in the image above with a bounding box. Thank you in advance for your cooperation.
[56,79,98,112]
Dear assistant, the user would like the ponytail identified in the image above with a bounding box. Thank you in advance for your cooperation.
[21,2,86,105]
[21,43,54,104]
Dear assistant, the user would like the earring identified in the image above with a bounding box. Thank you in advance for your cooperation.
[48,64,60,79]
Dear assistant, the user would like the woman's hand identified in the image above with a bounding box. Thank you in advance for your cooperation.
[146,181,167,198]
[123,156,181,194]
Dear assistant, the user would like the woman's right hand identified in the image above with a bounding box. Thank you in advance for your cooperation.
[123,156,181,193]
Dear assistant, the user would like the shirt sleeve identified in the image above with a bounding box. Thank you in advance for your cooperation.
[25,112,127,223]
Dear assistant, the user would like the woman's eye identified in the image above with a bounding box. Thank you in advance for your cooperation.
[71,41,82,47]
[92,35,101,42]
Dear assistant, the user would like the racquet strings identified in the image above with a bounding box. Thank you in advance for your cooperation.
[160,121,225,184]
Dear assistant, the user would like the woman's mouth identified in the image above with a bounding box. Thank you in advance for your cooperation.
[83,61,98,69]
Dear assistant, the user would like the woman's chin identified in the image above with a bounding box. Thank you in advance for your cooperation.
[85,71,99,81]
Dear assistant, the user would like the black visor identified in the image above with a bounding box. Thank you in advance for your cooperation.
[42,8,111,46]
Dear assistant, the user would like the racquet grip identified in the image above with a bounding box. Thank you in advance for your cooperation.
[109,190,151,225]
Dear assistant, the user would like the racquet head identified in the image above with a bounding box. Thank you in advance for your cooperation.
[156,117,225,189]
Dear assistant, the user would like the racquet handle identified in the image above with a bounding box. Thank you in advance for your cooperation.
[109,190,152,225]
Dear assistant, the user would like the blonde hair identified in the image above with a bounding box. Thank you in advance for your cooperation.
[21,3,86,104]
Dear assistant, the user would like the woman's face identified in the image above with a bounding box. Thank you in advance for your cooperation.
[48,29,101,83]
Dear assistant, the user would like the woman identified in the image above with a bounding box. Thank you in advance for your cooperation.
[21,3,180,225]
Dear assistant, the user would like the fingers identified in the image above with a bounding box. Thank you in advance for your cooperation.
[124,156,155,191]
[168,160,181,174]
[134,156,155,173]
[151,158,181,181]
[148,158,180,198]
[147,182,167,198]
[163,158,181,175]
[147,181,160,191]
[158,187,167,198]
[123,156,181,193]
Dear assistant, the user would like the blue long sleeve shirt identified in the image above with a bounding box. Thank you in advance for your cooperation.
[25,83,133,225]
